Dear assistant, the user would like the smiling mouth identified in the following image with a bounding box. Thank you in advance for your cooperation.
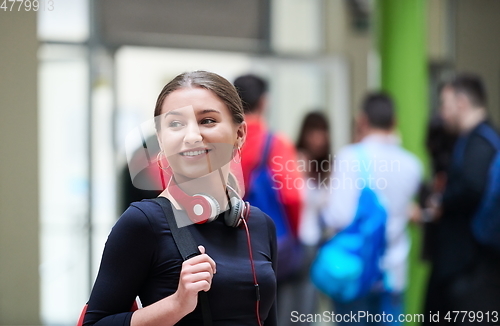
[179,149,211,157]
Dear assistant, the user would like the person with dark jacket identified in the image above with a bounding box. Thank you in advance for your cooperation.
[425,73,500,325]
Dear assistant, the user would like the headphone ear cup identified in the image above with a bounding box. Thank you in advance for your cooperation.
[191,194,220,224]
[224,197,244,228]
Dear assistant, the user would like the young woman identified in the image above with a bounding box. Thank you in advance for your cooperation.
[296,111,331,248]
[83,71,278,326]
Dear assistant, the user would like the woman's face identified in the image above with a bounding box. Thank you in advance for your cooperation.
[305,129,328,157]
[157,87,246,182]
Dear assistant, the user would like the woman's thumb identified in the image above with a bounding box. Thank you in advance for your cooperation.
[198,245,205,254]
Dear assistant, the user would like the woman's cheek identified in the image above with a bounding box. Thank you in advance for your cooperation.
[160,134,182,158]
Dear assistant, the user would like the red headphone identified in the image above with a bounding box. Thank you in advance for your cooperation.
[167,175,250,227]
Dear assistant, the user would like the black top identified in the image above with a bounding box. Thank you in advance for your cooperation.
[83,198,278,326]
[433,121,500,279]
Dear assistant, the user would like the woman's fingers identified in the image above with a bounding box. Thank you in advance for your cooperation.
[192,279,212,292]
[185,260,214,272]
[184,246,216,274]
[180,246,216,291]
[179,266,213,296]
[181,272,213,291]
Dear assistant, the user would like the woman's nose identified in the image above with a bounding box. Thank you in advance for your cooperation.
[184,122,202,144]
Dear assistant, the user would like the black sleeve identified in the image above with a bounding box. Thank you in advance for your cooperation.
[83,206,158,326]
[462,135,495,197]
[442,135,495,216]
[264,213,278,326]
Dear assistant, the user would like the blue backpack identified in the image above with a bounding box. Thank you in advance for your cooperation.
[459,124,500,251]
[310,145,387,302]
[244,133,303,281]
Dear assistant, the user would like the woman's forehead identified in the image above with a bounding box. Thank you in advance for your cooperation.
[160,105,222,119]
[161,87,226,113]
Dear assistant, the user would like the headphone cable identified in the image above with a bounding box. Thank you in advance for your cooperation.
[241,218,262,326]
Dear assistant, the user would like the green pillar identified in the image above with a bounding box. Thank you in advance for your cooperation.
[378,0,429,324]
[378,0,428,165]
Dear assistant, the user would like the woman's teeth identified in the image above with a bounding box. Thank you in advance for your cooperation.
[180,150,208,157]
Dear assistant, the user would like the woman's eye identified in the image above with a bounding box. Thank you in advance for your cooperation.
[201,118,216,125]
[168,120,184,128]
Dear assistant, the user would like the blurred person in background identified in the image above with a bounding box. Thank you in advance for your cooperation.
[424,73,500,325]
[120,135,163,213]
[295,111,332,325]
[417,114,456,262]
[322,93,422,325]
[234,74,304,326]
[296,111,331,249]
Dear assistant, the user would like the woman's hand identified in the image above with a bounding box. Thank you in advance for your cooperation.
[172,245,216,315]
[131,245,216,326]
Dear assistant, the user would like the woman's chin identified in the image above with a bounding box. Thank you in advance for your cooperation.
[171,161,228,181]
[172,167,214,183]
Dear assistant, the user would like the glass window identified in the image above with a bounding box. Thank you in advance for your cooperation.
[37,0,89,42]
[39,44,89,325]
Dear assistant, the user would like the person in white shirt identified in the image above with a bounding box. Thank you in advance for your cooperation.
[322,93,422,325]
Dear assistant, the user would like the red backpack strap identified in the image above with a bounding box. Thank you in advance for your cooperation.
[76,304,88,326]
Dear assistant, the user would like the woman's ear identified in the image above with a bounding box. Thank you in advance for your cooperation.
[235,121,247,148]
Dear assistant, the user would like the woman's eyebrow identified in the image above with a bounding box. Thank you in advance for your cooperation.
[199,109,221,115]
[164,110,183,118]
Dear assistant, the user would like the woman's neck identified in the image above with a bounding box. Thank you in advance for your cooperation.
[173,169,230,211]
